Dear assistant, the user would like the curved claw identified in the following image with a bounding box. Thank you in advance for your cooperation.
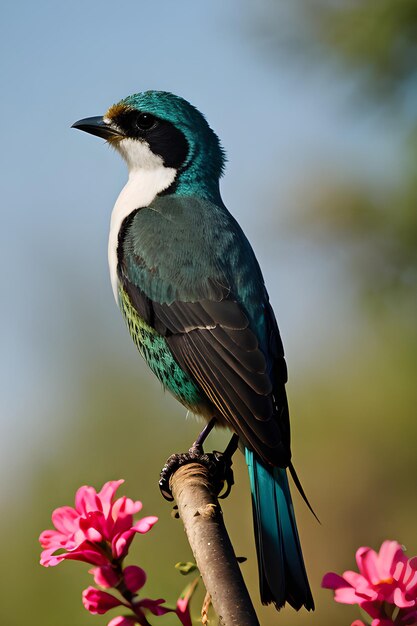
[159,453,184,501]
[159,432,239,502]
[218,468,235,500]
[159,479,175,502]
[213,450,235,500]
[159,449,236,502]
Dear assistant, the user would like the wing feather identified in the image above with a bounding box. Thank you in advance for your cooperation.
[171,332,282,454]
[118,195,292,467]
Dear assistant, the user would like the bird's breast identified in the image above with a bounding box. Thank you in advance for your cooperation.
[108,166,176,302]
[118,285,206,411]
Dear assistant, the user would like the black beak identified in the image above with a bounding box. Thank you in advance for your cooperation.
[71,116,124,140]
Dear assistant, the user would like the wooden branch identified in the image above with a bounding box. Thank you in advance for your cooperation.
[169,462,260,626]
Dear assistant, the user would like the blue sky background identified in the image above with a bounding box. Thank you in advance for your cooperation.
[1,0,402,490]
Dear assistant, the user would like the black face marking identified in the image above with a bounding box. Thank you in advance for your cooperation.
[113,109,189,169]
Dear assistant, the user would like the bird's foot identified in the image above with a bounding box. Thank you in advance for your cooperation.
[159,442,236,502]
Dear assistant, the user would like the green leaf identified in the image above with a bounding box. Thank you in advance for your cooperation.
[175,561,198,575]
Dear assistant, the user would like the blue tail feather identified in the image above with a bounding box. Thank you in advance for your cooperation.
[245,448,314,611]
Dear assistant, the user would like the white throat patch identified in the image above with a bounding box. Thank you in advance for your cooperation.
[108,138,176,302]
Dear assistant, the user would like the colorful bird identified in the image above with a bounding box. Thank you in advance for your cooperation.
[73,91,314,611]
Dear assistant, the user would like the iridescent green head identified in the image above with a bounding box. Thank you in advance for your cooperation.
[73,90,226,201]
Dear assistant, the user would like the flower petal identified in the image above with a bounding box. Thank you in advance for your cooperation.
[41,546,108,568]
[176,580,198,626]
[409,557,417,570]
[107,618,136,626]
[342,571,378,601]
[112,496,142,521]
[79,511,107,543]
[378,541,404,579]
[335,587,370,605]
[53,545,109,566]
[51,506,79,534]
[90,565,120,589]
[39,529,72,550]
[82,586,124,615]
[76,486,101,516]
[112,530,135,559]
[112,518,158,559]
[123,565,147,593]
[138,598,171,616]
[393,586,415,609]
[357,547,381,585]
[322,572,352,590]
[40,548,66,567]
[98,480,125,517]
[132,516,158,534]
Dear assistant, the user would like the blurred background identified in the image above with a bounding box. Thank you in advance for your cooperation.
[1,1,416,624]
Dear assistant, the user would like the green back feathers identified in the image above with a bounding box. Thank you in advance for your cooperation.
[122,195,267,337]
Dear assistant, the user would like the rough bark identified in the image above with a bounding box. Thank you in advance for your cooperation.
[169,462,260,626]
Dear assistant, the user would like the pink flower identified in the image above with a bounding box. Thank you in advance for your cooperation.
[82,586,125,614]
[39,479,193,625]
[108,618,137,626]
[323,541,417,626]
[39,480,158,567]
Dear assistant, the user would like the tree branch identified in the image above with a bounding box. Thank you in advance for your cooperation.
[169,462,260,626]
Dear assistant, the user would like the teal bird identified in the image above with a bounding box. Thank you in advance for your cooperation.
[73,91,314,611]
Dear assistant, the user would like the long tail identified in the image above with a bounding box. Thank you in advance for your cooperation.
[245,448,314,611]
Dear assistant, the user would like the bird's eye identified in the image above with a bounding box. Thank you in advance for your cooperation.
[136,112,157,131]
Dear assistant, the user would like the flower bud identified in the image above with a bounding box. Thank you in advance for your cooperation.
[124,565,147,593]
[82,586,123,614]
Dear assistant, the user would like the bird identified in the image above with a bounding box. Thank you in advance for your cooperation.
[72,90,314,612]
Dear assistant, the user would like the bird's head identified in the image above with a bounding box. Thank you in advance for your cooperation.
[72,90,225,200]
